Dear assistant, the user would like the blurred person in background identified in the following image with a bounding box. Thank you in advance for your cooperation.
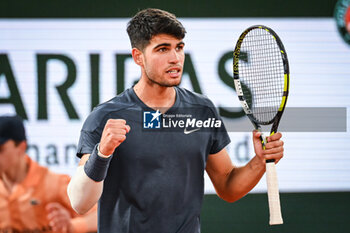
[0,115,97,233]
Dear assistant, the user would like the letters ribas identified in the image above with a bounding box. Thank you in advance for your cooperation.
[0,52,246,120]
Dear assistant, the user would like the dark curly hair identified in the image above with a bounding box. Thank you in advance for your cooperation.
[127,8,186,51]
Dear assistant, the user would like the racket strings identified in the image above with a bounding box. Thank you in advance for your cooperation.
[239,28,284,124]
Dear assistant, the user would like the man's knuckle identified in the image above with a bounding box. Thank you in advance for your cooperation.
[122,129,127,134]
[117,119,126,124]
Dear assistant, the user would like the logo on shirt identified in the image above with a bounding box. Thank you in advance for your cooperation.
[143,110,162,129]
[183,127,200,134]
[30,199,40,205]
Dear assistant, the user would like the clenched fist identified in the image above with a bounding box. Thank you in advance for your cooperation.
[99,119,130,156]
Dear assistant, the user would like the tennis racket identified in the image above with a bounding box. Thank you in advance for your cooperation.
[233,25,289,225]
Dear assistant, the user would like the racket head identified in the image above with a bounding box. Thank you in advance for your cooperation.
[233,25,289,132]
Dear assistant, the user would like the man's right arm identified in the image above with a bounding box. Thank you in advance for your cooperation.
[68,119,130,214]
[67,154,103,215]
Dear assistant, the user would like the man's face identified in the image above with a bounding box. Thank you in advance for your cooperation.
[0,140,22,174]
[140,34,185,87]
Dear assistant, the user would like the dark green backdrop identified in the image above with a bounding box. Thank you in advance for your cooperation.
[201,192,350,233]
[1,0,338,18]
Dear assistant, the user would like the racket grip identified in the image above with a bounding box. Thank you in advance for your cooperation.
[266,162,283,225]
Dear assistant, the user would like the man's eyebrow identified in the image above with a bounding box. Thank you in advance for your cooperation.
[153,41,185,50]
[153,43,171,50]
[177,42,185,46]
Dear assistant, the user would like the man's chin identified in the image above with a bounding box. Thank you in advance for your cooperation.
[167,76,182,86]
[168,79,181,87]
[149,77,182,87]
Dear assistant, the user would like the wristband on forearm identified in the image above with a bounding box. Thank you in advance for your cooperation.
[84,143,113,182]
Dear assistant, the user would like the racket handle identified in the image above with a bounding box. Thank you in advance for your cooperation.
[266,162,283,225]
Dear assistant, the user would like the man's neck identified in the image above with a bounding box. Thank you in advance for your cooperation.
[1,156,28,193]
[133,79,176,113]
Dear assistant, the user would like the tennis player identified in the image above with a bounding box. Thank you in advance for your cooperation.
[68,8,284,232]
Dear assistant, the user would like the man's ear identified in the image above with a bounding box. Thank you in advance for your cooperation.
[18,141,27,154]
[132,48,144,66]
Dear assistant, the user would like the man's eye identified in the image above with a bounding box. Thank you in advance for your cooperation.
[159,48,167,52]
[176,46,184,51]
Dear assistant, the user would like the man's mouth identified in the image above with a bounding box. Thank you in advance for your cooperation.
[167,70,179,73]
[166,67,181,74]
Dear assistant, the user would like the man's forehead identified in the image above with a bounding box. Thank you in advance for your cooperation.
[149,34,184,45]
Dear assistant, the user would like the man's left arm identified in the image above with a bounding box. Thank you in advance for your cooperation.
[205,131,284,203]
[46,202,97,233]
[46,174,98,233]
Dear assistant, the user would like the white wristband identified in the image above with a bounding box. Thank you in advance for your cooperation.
[97,144,111,158]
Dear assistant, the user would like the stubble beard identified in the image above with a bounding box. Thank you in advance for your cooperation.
[144,69,182,87]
